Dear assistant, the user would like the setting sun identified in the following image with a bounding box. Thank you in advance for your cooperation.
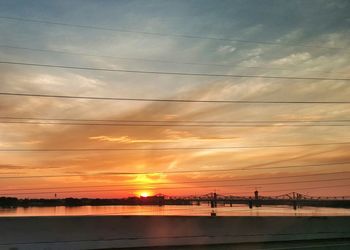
[138,191,152,198]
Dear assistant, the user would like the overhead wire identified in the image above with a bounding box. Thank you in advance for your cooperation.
[2,176,350,196]
[1,61,350,81]
[261,183,350,193]
[0,16,345,50]
[1,116,350,124]
[222,183,350,195]
[0,92,350,104]
[0,161,349,179]
[0,142,349,152]
[0,44,347,75]
[1,120,350,127]
[2,170,349,192]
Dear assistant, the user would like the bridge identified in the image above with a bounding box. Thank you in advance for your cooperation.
[155,191,350,210]
[1,191,349,209]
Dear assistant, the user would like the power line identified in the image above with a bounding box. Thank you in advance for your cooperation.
[0,161,349,179]
[2,177,350,196]
[1,92,350,104]
[1,61,350,81]
[2,170,349,192]
[223,183,350,195]
[261,183,350,193]
[2,120,350,127]
[0,16,345,50]
[1,116,350,124]
[1,142,350,152]
[0,45,234,68]
[1,44,346,75]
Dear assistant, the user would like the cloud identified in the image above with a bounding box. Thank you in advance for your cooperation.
[217,45,236,54]
[89,133,238,144]
[89,135,176,144]
[271,52,311,66]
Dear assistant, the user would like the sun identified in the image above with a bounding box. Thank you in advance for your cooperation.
[138,191,152,198]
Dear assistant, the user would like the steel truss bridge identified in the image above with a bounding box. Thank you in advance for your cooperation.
[154,192,350,209]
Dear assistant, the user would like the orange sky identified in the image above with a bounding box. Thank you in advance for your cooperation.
[0,1,350,198]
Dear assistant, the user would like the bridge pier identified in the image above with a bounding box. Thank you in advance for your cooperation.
[210,192,217,208]
[292,192,299,210]
[293,202,297,210]
[254,190,261,207]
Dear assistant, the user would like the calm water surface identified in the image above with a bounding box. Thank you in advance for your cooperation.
[1,204,350,217]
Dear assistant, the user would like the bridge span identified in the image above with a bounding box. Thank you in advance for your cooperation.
[159,191,350,210]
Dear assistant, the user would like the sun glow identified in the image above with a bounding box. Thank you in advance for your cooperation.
[132,174,163,184]
[139,191,150,197]
[138,191,152,197]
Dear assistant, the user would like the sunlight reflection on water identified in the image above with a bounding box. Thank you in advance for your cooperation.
[1,204,350,217]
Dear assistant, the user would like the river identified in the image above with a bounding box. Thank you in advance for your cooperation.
[1,204,350,217]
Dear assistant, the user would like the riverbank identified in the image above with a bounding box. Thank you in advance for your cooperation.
[1,216,350,249]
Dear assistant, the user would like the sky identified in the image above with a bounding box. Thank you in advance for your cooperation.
[0,0,350,198]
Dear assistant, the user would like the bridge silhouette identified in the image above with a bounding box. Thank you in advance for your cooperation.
[153,191,350,210]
